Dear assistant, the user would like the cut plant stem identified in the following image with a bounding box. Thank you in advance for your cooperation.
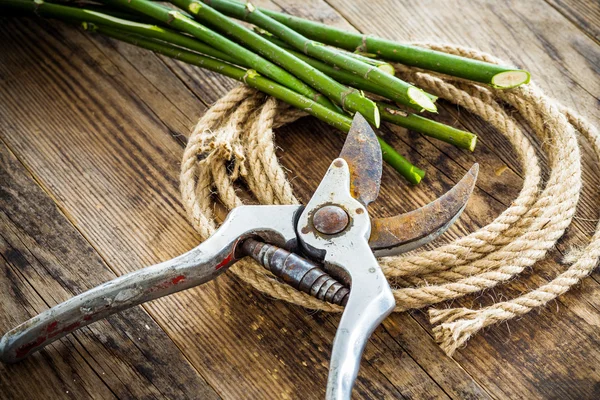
[254,27,396,76]
[201,0,437,113]
[85,23,424,183]
[344,51,396,76]
[237,1,530,89]
[100,0,342,113]
[1,0,424,182]
[253,35,407,102]
[1,0,243,64]
[168,0,379,126]
[70,14,467,153]
[377,103,477,151]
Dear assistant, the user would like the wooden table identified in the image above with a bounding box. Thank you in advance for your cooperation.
[1,0,599,398]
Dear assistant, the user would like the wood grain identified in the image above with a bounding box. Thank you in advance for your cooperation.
[0,0,599,398]
[545,0,600,43]
[0,135,219,399]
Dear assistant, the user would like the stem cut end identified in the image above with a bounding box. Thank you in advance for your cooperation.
[468,135,477,152]
[408,87,437,113]
[188,1,201,14]
[372,104,381,128]
[491,70,530,89]
[409,166,426,184]
[378,63,396,76]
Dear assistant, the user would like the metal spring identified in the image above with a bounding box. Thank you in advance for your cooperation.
[241,238,349,306]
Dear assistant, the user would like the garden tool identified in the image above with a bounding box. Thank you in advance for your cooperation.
[0,113,478,400]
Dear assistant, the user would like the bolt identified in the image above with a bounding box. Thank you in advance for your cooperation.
[313,205,349,235]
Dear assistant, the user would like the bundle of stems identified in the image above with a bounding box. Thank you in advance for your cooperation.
[1,0,530,184]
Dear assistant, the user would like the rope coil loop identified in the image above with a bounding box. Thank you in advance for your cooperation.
[180,44,600,356]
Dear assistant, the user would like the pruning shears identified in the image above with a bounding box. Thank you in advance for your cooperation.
[0,113,478,399]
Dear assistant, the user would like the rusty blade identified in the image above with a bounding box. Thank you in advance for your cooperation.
[369,164,479,256]
[339,113,382,206]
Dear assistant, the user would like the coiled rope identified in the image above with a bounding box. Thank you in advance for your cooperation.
[179,44,600,356]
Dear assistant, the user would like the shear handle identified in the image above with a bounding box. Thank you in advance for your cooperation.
[325,243,395,400]
[296,158,396,400]
[0,205,302,363]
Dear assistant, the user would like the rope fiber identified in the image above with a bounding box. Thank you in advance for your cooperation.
[179,44,600,356]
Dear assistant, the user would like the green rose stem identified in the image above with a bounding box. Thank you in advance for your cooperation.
[197,0,438,113]
[89,25,423,183]
[253,29,438,102]
[240,31,472,150]
[167,0,380,126]
[68,8,470,151]
[96,0,346,114]
[226,0,530,88]
[1,0,241,63]
[377,104,477,151]
[0,0,424,182]
[253,27,396,76]
[83,10,471,151]
[342,52,396,76]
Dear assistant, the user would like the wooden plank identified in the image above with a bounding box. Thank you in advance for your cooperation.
[0,141,220,399]
[0,10,496,396]
[0,17,416,399]
[1,0,599,397]
[545,0,600,43]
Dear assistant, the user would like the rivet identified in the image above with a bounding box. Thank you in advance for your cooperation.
[312,205,349,235]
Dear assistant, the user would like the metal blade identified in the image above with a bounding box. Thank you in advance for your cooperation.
[369,164,479,256]
[339,113,382,207]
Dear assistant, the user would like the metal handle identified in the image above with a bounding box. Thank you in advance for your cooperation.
[0,205,302,363]
[296,158,396,400]
[325,244,395,400]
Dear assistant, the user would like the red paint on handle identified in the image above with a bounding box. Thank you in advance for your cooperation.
[148,274,188,294]
[15,336,46,359]
[15,321,83,359]
[216,253,234,270]
[48,322,80,339]
[46,321,58,333]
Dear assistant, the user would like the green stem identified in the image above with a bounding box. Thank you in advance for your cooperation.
[1,0,241,64]
[246,43,471,150]
[201,0,438,113]
[233,1,530,89]
[169,0,380,126]
[100,0,342,113]
[68,6,470,152]
[0,0,425,183]
[254,29,426,102]
[253,27,396,76]
[343,51,395,76]
[377,103,477,151]
[90,25,423,183]
[79,9,471,152]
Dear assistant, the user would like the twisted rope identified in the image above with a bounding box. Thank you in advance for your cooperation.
[179,44,600,355]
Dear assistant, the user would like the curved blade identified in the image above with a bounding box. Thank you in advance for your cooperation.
[369,164,479,256]
[339,113,382,206]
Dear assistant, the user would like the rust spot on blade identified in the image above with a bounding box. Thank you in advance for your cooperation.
[339,113,382,206]
[369,164,478,254]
